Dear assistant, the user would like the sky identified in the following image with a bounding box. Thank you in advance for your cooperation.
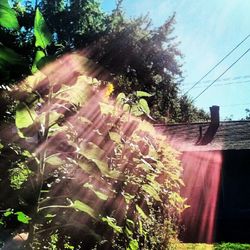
[101,0,250,120]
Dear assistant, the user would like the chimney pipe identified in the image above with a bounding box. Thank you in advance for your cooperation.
[210,105,220,125]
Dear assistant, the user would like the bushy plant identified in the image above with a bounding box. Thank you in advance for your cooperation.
[0,3,187,249]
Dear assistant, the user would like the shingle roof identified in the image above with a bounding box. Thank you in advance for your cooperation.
[154,120,250,152]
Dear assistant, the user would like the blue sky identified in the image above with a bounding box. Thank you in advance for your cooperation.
[101,0,250,120]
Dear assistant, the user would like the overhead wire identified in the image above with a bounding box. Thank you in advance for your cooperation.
[192,47,250,101]
[182,34,250,96]
[181,79,250,90]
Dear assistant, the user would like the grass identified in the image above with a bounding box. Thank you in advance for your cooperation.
[169,243,250,250]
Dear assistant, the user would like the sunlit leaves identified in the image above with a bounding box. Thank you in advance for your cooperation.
[127,239,139,250]
[45,154,64,166]
[9,163,32,190]
[79,142,120,179]
[102,216,122,234]
[15,103,36,129]
[0,0,19,29]
[83,183,108,201]
[72,200,97,219]
[142,184,161,202]
[34,8,52,49]
[32,50,46,73]
[109,131,121,144]
[2,210,31,224]
[15,211,31,224]
[136,91,153,97]
[135,205,148,220]
[138,98,150,115]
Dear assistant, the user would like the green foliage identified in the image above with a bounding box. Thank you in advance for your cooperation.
[214,243,250,250]
[0,2,188,249]
[9,162,32,190]
[0,0,208,123]
[71,200,97,219]
[15,211,32,224]
[0,0,19,29]
[15,103,36,129]
[34,8,52,49]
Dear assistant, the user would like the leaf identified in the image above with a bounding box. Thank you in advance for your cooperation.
[83,183,109,201]
[136,91,153,97]
[0,45,23,65]
[80,143,121,179]
[45,154,64,166]
[99,102,114,115]
[15,211,31,224]
[72,200,97,219]
[0,0,19,29]
[45,213,56,218]
[135,205,148,220]
[4,211,13,217]
[131,104,144,117]
[78,160,93,174]
[123,103,130,112]
[127,239,139,250]
[142,184,161,202]
[102,216,122,234]
[116,92,126,105]
[15,103,36,129]
[31,50,46,73]
[138,98,150,115]
[34,8,52,49]
[109,132,121,144]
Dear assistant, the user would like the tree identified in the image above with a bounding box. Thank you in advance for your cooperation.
[0,0,208,123]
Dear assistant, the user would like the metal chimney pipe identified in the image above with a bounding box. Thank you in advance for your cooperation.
[210,105,220,125]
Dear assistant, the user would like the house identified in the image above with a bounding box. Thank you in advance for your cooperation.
[155,106,250,243]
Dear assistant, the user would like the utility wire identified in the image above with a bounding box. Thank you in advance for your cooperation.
[182,79,250,90]
[192,48,250,101]
[182,74,250,86]
[183,34,250,96]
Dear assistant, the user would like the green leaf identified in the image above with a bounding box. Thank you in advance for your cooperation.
[4,211,13,217]
[71,200,97,219]
[83,183,109,201]
[9,163,32,190]
[135,205,148,220]
[142,184,161,202]
[131,104,143,117]
[31,50,46,73]
[0,0,19,29]
[45,154,64,166]
[127,239,139,250]
[0,45,23,65]
[116,92,126,105]
[34,8,52,49]
[99,102,114,115]
[80,143,121,179]
[109,132,121,144]
[102,216,122,234]
[15,103,36,129]
[136,91,153,97]
[138,98,150,115]
[15,211,31,224]
[45,213,56,218]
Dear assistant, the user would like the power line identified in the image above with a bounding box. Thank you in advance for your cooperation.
[183,34,250,96]
[181,74,250,86]
[181,79,250,90]
[192,48,250,101]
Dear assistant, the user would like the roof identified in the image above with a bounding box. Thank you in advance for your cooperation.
[154,120,250,152]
